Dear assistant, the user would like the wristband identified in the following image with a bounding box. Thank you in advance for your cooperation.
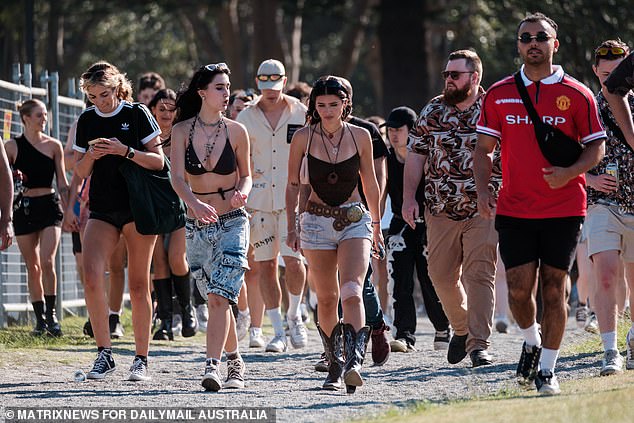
[371,221,381,225]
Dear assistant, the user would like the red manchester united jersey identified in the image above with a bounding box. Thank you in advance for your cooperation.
[477,65,606,219]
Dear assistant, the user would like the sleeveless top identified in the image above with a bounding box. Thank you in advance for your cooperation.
[307,124,360,207]
[185,119,237,176]
[13,134,55,189]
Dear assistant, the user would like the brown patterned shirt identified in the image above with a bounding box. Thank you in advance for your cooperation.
[587,91,634,211]
[408,87,502,221]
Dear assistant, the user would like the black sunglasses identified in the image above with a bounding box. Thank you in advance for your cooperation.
[518,32,552,44]
[81,69,106,80]
[314,78,348,94]
[204,63,229,72]
[441,71,474,80]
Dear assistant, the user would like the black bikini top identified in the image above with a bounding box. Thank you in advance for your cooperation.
[185,118,237,176]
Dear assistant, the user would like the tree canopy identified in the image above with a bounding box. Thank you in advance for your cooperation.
[2,0,634,116]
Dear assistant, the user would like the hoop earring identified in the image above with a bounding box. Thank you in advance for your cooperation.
[312,110,320,120]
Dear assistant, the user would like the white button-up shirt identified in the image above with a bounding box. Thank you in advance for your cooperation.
[237,94,307,212]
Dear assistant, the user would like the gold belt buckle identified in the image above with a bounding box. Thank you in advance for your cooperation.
[346,204,363,223]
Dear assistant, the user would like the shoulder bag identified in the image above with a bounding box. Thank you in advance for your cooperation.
[118,103,186,235]
[514,71,583,167]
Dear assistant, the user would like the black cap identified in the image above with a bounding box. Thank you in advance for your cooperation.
[383,106,417,130]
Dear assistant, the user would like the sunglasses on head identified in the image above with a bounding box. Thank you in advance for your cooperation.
[518,31,552,44]
[441,71,474,80]
[595,47,627,58]
[257,74,284,82]
[314,78,348,94]
[204,62,229,72]
[81,69,106,80]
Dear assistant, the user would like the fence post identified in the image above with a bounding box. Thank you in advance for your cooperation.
[12,63,21,84]
[50,72,60,140]
[24,64,32,90]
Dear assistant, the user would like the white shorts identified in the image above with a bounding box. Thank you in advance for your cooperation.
[586,203,634,262]
[248,209,303,262]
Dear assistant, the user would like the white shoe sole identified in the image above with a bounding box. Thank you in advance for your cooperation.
[87,367,116,380]
[223,379,245,389]
[128,373,151,381]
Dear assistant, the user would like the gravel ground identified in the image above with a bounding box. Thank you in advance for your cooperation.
[0,317,602,423]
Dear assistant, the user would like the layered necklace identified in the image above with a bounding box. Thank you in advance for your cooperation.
[320,123,346,185]
[320,122,344,154]
[197,114,224,163]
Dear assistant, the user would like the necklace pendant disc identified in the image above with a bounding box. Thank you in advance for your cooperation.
[327,172,338,185]
[332,147,338,154]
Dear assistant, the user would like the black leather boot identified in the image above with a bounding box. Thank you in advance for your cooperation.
[31,300,48,336]
[152,278,173,341]
[44,295,63,337]
[173,272,197,337]
[342,323,371,394]
[317,322,344,390]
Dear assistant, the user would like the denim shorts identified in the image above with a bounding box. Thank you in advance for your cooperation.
[185,208,250,305]
[299,203,372,250]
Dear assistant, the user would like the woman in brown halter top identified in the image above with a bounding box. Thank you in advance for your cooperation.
[286,76,384,393]
[170,63,252,391]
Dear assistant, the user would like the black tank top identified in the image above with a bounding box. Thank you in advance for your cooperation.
[185,118,237,176]
[307,124,360,207]
[13,134,55,189]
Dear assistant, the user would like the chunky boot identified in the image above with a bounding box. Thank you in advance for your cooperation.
[31,301,48,336]
[173,272,197,337]
[317,322,344,390]
[342,323,371,394]
[152,278,174,341]
[44,295,63,337]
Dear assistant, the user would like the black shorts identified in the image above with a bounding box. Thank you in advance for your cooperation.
[13,193,63,236]
[89,209,134,230]
[495,215,583,271]
[72,231,82,254]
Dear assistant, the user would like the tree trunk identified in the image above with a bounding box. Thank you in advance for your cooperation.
[335,0,377,78]
[377,0,428,115]
[252,0,285,73]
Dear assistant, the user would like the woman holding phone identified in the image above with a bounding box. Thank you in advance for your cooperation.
[72,61,162,381]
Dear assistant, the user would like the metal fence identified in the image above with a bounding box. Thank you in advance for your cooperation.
[0,63,86,327]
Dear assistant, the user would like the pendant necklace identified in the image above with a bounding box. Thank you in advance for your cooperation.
[320,122,344,154]
[320,124,346,185]
[198,115,223,163]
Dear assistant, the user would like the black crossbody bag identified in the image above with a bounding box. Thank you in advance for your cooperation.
[514,71,583,167]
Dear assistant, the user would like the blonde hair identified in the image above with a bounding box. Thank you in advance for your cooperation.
[80,61,133,102]
[17,98,46,124]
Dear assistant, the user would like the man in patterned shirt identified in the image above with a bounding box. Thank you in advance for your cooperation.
[475,13,606,395]
[403,49,501,368]
[598,40,634,373]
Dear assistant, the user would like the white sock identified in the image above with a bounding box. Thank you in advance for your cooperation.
[109,309,121,316]
[308,289,318,310]
[601,331,618,351]
[520,322,542,347]
[287,293,302,321]
[539,348,559,372]
[250,327,262,336]
[238,308,250,318]
[266,307,285,337]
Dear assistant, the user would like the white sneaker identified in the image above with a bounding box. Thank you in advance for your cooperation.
[287,316,308,349]
[600,349,624,376]
[202,359,222,392]
[236,311,250,341]
[196,304,209,333]
[536,369,560,395]
[128,357,150,381]
[575,305,589,329]
[584,312,599,334]
[223,357,245,389]
[390,338,408,353]
[172,314,183,337]
[265,335,288,352]
[626,331,634,370]
[249,327,266,348]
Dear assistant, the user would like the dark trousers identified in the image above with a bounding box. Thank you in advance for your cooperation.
[387,217,449,346]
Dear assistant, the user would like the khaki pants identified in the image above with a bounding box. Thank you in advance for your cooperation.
[425,211,497,352]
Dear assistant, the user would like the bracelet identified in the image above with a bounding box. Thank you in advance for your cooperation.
[124,146,131,157]
[371,221,381,225]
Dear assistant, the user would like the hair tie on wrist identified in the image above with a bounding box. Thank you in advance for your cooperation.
[371,221,380,225]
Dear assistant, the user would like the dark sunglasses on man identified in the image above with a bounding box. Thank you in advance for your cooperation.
[441,71,474,80]
[256,74,284,82]
[518,31,552,44]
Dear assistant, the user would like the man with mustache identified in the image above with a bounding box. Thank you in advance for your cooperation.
[403,49,501,368]
[475,13,606,395]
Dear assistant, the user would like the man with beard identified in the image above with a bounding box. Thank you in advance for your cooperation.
[403,49,501,368]
[474,13,605,395]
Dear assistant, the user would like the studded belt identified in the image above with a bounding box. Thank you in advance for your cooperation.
[186,208,246,228]
[306,201,365,231]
